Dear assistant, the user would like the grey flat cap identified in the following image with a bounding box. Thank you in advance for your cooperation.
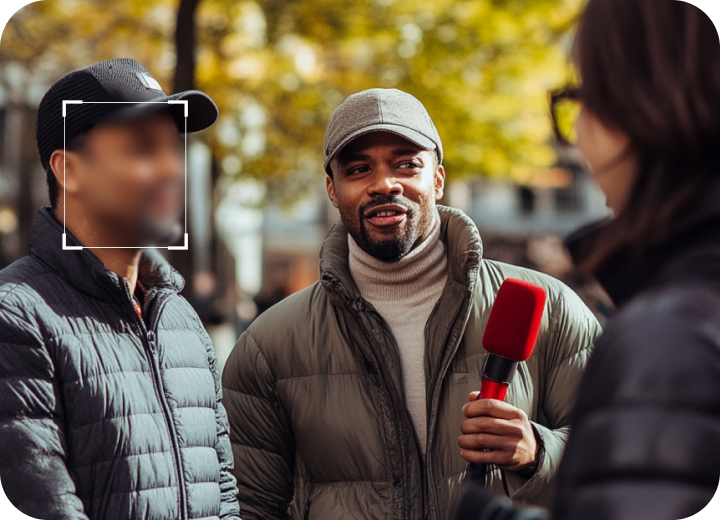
[323,88,443,175]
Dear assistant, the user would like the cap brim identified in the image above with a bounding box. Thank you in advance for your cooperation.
[101,90,219,133]
[324,123,437,175]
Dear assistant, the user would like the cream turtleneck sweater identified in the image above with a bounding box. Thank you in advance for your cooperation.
[348,215,448,454]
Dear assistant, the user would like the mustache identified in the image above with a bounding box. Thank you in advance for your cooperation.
[359,195,415,217]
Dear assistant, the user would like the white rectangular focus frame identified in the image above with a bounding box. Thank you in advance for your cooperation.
[62,99,189,250]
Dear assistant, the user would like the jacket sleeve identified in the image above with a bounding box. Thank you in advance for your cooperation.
[504,285,601,508]
[222,330,295,520]
[0,300,89,520]
[203,330,242,520]
[553,305,720,520]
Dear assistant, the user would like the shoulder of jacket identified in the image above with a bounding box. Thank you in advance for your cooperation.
[580,284,720,413]
[607,283,720,350]
[246,281,327,343]
[0,256,55,309]
[478,259,600,350]
[479,258,577,304]
[164,293,211,337]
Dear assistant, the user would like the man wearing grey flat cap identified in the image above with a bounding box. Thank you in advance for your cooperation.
[223,88,600,519]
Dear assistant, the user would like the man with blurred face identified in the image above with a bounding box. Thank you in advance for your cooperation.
[223,88,601,519]
[62,111,184,249]
[0,59,240,520]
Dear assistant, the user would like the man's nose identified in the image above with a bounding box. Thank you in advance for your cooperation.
[368,166,403,197]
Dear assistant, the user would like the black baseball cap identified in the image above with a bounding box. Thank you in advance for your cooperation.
[36,58,219,171]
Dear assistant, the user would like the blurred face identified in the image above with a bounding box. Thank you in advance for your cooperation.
[576,106,638,215]
[327,131,445,262]
[66,112,184,246]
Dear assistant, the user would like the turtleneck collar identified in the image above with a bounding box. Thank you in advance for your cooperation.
[348,212,447,300]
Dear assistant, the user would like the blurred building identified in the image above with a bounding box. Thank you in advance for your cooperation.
[458,147,609,237]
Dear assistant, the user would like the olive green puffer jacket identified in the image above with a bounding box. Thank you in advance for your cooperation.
[223,207,600,520]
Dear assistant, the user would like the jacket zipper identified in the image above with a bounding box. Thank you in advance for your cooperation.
[423,292,471,520]
[389,333,418,520]
[147,326,188,520]
[125,286,188,520]
[351,309,414,520]
[389,335,407,406]
[420,298,442,520]
[380,311,435,520]
[330,277,424,520]
[374,298,440,520]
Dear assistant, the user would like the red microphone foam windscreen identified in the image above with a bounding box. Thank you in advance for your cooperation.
[482,278,547,362]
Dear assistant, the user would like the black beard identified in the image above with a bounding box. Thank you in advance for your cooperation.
[357,221,416,262]
[138,213,183,247]
[342,194,432,263]
[137,180,183,246]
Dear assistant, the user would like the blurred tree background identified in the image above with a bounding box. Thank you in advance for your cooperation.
[1,0,581,203]
[0,0,600,338]
[0,0,605,328]
[1,0,613,357]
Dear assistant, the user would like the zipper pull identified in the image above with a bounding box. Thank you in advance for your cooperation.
[147,330,157,352]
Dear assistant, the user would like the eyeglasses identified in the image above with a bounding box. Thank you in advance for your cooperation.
[550,86,581,146]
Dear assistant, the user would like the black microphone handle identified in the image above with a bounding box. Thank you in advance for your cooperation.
[465,462,486,487]
[462,354,519,488]
[482,354,518,385]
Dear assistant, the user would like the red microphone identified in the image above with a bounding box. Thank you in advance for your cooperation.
[479,278,547,402]
[465,278,547,485]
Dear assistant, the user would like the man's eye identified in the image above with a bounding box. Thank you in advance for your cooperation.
[399,162,419,169]
[347,166,370,176]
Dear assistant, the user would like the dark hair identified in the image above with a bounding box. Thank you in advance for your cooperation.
[45,131,88,209]
[573,0,720,273]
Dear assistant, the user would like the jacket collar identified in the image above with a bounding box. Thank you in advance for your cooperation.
[566,180,720,307]
[319,205,483,304]
[28,207,184,303]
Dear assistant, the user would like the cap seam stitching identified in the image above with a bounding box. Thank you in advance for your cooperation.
[377,93,384,124]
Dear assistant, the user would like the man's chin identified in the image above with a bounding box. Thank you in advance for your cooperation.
[356,232,413,262]
[364,227,403,243]
[140,220,183,247]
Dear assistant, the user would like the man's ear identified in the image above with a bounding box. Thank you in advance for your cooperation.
[326,175,339,208]
[434,164,446,201]
[49,150,82,199]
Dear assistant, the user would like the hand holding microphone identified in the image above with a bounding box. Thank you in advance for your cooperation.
[460,394,539,472]
[460,279,547,479]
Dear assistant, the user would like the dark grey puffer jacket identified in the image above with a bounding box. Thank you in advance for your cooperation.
[0,208,240,520]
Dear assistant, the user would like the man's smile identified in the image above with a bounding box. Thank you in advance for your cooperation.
[363,203,408,227]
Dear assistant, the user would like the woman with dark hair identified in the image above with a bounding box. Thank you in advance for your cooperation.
[455,1,720,519]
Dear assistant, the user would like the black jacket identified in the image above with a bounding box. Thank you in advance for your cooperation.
[0,208,241,520]
[454,189,720,520]
[553,214,720,520]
